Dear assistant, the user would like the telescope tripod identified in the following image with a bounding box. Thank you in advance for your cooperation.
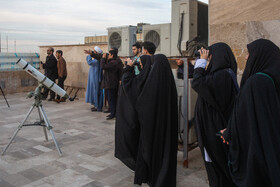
[1,84,62,156]
[0,86,10,107]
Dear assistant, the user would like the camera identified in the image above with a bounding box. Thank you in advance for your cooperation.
[133,60,140,66]
[194,48,210,58]
[194,51,201,58]
[124,57,135,66]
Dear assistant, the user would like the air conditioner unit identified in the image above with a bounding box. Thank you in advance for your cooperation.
[171,0,208,56]
[142,23,171,57]
[107,26,137,57]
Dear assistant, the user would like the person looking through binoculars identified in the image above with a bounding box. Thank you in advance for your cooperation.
[84,46,103,112]
[100,50,120,120]
[191,43,238,187]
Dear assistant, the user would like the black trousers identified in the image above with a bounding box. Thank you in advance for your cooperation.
[107,88,118,117]
[57,76,67,99]
[42,76,56,99]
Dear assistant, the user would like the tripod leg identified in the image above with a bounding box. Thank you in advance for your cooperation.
[0,86,10,107]
[38,106,62,156]
[1,105,35,155]
[38,107,48,141]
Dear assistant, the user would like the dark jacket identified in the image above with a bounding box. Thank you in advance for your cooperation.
[43,54,58,79]
[100,58,119,89]
[116,57,124,81]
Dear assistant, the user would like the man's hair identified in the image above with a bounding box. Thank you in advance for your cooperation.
[56,50,63,55]
[50,48,54,52]
[111,47,119,53]
[132,42,142,50]
[109,50,117,58]
[142,41,156,55]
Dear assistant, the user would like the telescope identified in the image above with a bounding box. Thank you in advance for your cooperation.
[1,58,73,156]
[16,58,74,101]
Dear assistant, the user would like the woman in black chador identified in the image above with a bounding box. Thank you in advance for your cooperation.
[221,39,280,187]
[115,54,178,187]
[191,43,238,187]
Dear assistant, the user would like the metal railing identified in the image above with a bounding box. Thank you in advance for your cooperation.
[0,53,40,71]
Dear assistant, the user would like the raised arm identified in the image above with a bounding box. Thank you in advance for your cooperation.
[86,55,99,66]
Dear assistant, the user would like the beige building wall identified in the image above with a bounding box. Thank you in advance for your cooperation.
[39,43,108,98]
[209,0,280,76]
[84,36,108,44]
[0,71,38,95]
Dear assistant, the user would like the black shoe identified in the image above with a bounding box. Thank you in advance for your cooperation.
[106,114,111,117]
[41,97,47,100]
[106,116,115,120]
[48,98,54,101]
[91,108,97,112]
[103,110,110,113]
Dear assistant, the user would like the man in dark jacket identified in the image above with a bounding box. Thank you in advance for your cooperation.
[103,47,123,114]
[101,50,119,120]
[42,47,58,101]
[111,47,124,83]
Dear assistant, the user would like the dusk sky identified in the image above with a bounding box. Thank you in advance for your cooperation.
[0,0,208,53]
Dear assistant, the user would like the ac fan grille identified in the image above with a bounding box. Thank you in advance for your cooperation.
[144,30,160,48]
[109,32,122,49]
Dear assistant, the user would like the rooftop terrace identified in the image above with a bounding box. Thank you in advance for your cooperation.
[0,93,207,187]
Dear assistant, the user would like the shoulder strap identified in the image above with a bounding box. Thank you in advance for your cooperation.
[225,68,240,93]
[256,72,276,88]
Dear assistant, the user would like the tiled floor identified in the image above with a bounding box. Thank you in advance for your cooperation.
[0,93,208,187]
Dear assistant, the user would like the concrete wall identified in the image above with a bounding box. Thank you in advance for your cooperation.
[0,71,38,95]
[209,0,280,76]
[85,36,108,44]
[39,43,108,98]
[0,53,40,95]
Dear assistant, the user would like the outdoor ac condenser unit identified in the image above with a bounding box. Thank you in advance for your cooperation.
[107,26,137,57]
[171,0,208,56]
[142,23,171,57]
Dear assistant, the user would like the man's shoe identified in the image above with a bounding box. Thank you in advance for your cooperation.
[91,108,97,112]
[41,97,47,100]
[59,98,66,102]
[106,114,111,117]
[103,110,110,113]
[106,116,115,120]
[54,99,60,103]
[48,98,54,101]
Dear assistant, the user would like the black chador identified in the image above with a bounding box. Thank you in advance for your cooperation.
[223,39,280,187]
[115,54,178,187]
[192,43,238,187]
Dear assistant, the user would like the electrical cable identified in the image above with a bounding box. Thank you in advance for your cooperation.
[177,12,184,57]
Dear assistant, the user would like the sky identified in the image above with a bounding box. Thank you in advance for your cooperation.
[0,0,208,53]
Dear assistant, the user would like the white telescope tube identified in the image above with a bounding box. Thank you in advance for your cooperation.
[16,58,68,98]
